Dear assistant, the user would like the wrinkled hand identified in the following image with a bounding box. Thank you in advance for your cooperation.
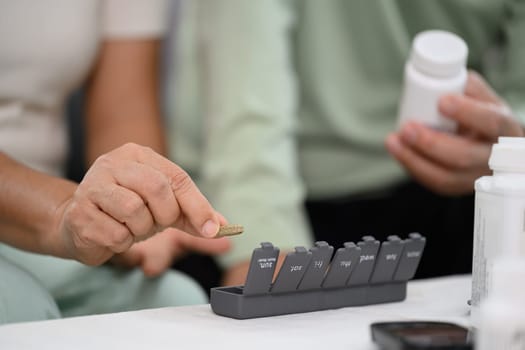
[53,143,223,265]
[111,227,231,277]
[386,71,524,195]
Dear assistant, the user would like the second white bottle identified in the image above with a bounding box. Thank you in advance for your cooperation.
[397,30,468,132]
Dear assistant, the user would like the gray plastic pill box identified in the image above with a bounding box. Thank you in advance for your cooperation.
[210,233,426,319]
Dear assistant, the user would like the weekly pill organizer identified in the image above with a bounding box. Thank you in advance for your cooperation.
[210,233,426,319]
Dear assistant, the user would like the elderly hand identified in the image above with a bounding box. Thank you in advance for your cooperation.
[53,143,224,266]
[386,71,524,195]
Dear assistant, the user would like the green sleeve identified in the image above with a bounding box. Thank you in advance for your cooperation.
[0,254,60,324]
[197,0,313,268]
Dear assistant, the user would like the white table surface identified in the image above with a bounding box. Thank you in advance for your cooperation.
[0,275,471,350]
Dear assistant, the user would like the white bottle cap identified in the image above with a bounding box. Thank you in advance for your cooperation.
[489,137,525,172]
[490,258,525,301]
[410,30,468,77]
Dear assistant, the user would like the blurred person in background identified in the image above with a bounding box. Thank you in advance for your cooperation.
[166,0,525,286]
[0,0,230,324]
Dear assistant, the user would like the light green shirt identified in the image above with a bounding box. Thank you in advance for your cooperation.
[167,0,525,267]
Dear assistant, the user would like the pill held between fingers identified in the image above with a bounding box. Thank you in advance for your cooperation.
[216,224,244,237]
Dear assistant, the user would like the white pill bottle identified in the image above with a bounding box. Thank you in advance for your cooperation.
[471,137,525,322]
[476,259,525,350]
[397,30,468,132]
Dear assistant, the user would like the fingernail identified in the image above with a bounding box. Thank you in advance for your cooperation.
[401,124,418,144]
[385,134,402,155]
[439,96,458,116]
[202,220,219,238]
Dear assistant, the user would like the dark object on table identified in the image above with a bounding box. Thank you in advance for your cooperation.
[371,321,472,349]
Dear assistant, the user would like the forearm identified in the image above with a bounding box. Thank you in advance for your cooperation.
[85,40,166,164]
[0,152,76,256]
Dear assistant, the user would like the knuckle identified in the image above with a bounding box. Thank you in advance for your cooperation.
[66,202,92,235]
[72,213,101,243]
[145,176,170,197]
[85,185,102,202]
[120,142,145,159]
[141,145,155,156]
[122,196,145,217]
[110,226,131,246]
[157,211,178,228]
[136,220,157,239]
[121,142,139,153]
[75,245,111,266]
[157,202,180,227]
[93,153,113,168]
[74,229,90,247]
[170,169,193,194]
[121,143,155,160]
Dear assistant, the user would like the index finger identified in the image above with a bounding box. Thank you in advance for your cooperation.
[114,143,221,238]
